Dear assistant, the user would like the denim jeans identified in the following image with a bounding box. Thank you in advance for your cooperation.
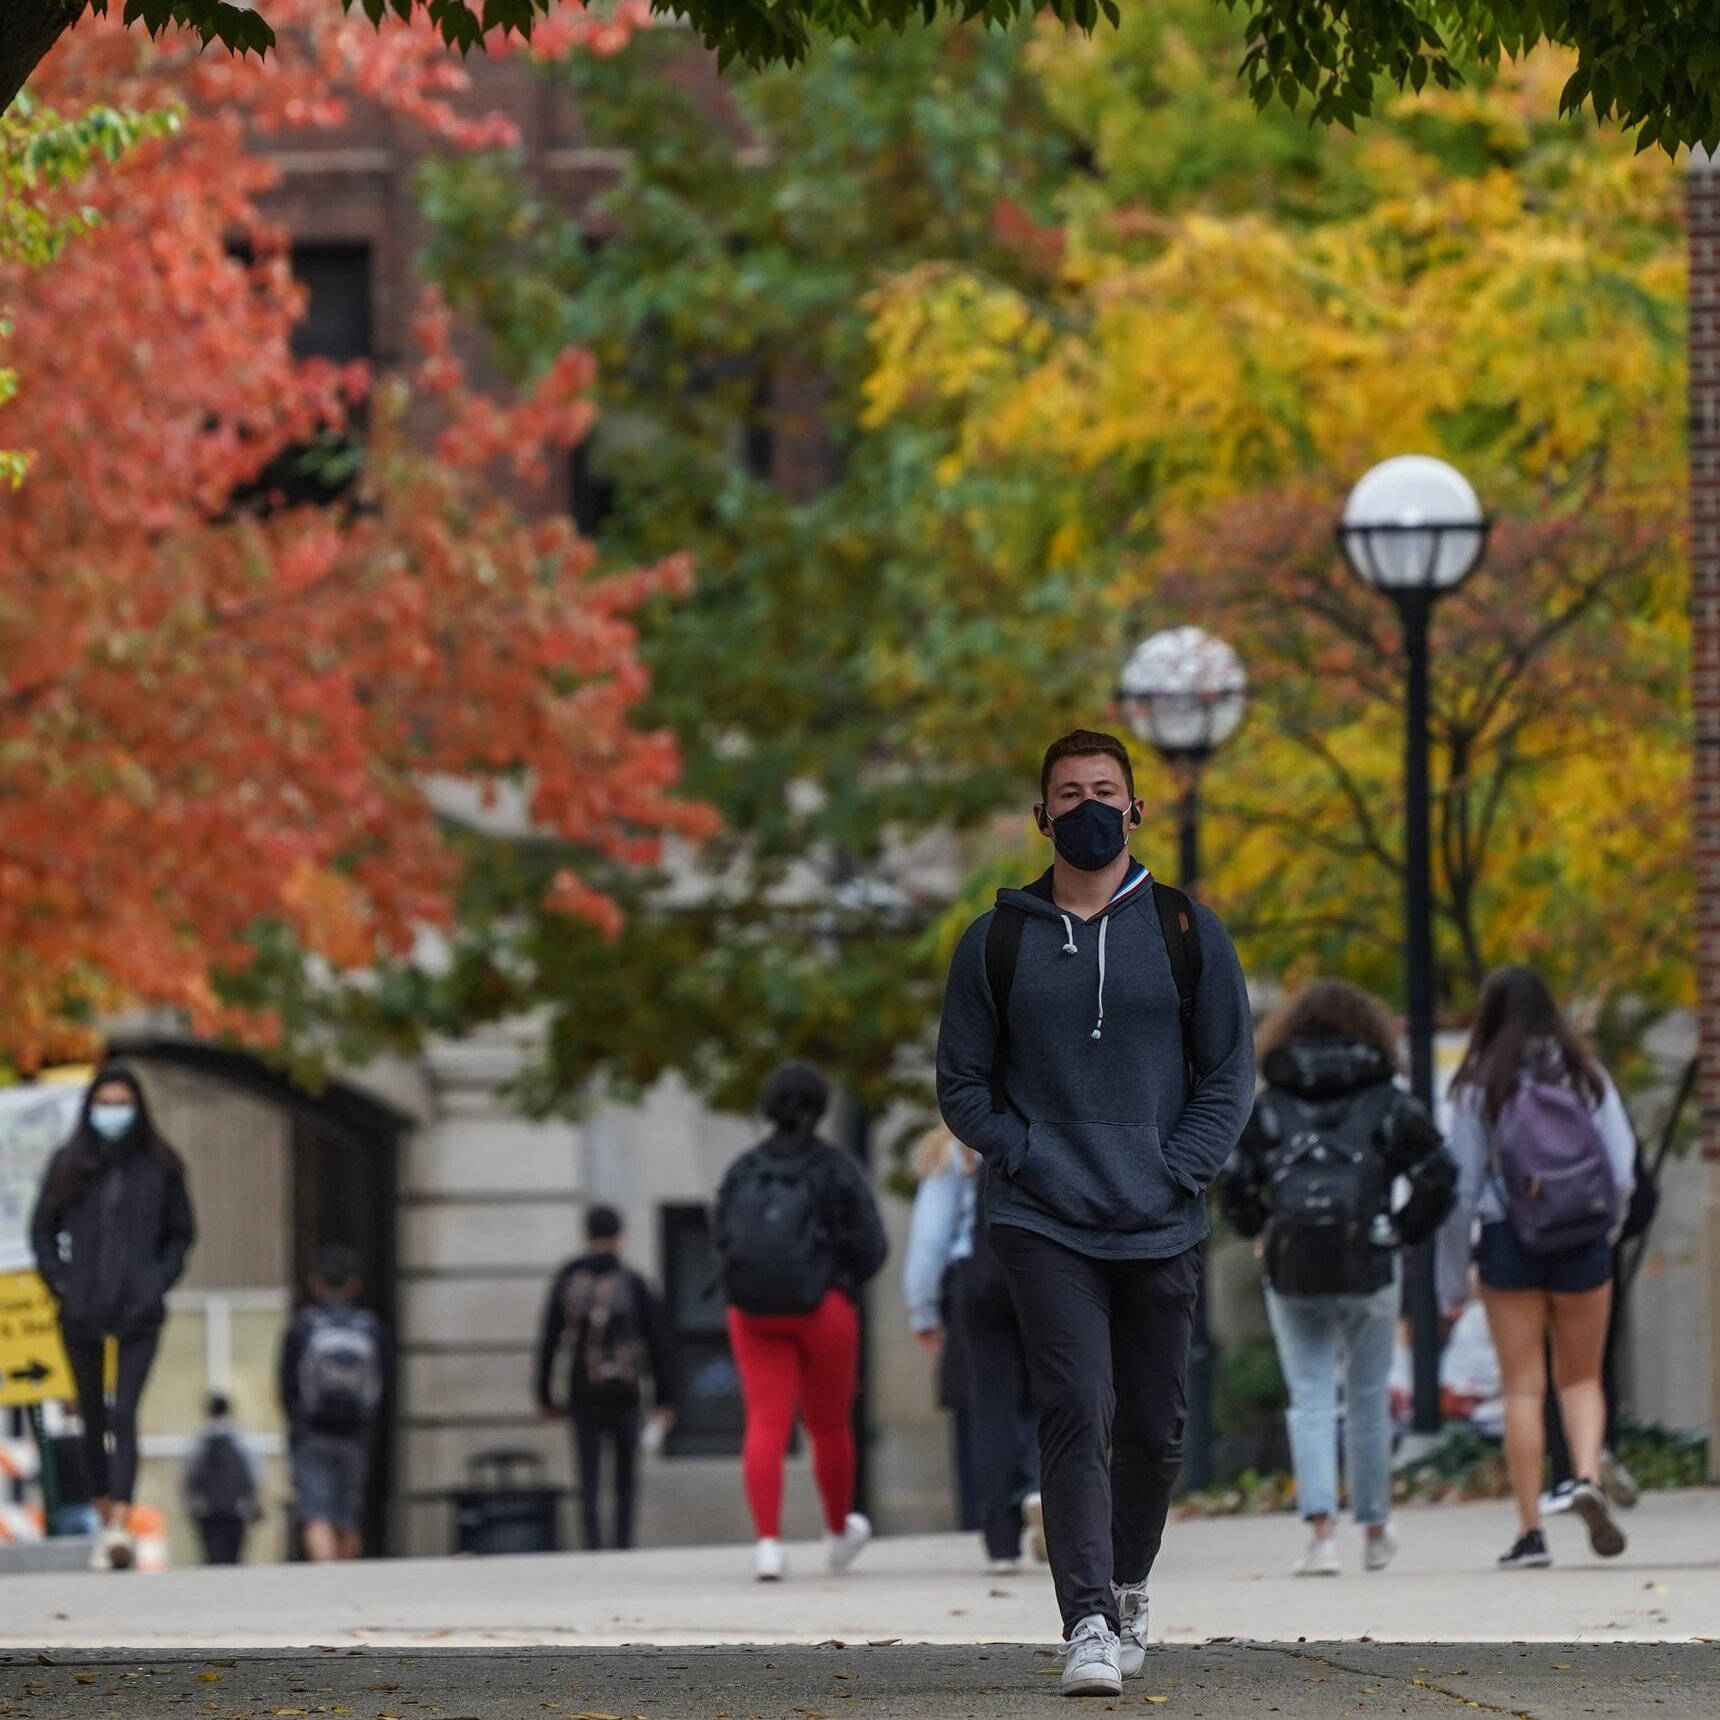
[1264,1272,1398,1526]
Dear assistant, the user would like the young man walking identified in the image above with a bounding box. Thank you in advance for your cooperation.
[536,1205,675,1551]
[279,1245,388,1562]
[937,730,1255,1697]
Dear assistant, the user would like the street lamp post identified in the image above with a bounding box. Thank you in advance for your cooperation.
[1337,455,1488,1438]
[1117,625,1248,1493]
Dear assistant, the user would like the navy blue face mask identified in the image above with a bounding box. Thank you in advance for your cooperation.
[1047,797,1132,871]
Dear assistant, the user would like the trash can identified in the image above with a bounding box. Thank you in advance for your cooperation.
[451,1448,562,1555]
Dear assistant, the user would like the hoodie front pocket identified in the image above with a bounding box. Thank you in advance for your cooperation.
[1014,1119,1184,1233]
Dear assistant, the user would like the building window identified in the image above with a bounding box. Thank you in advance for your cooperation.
[233,244,373,513]
[658,1203,743,1457]
[290,243,375,364]
[569,439,617,538]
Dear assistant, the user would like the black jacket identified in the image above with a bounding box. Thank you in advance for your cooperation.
[534,1252,675,1413]
[1218,1038,1456,1293]
[714,1131,888,1304]
[29,1084,195,1341]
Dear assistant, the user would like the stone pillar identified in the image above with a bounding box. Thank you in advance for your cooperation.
[1690,148,1720,1473]
[396,1022,585,1554]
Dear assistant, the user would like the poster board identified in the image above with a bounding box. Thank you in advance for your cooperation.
[0,1082,88,1275]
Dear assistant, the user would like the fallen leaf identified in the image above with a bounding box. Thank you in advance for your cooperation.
[199,1675,225,1685]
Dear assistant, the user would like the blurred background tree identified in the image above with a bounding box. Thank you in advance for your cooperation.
[0,8,709,1071]
[420,3,1688,1126]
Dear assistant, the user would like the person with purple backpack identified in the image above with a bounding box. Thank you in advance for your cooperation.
[1437,968,1636,1569]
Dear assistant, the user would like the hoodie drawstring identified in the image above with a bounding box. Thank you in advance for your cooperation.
[1091,916,1108,1041]
[1055,911,1108,1039]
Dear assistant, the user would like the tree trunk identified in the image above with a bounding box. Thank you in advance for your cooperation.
[1,1,82,115]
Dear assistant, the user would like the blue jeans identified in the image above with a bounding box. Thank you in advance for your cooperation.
[1265,1274,1398,1526]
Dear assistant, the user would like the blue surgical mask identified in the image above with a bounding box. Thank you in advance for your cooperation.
[89,1103,138,1141]
[1048,797,1132,871]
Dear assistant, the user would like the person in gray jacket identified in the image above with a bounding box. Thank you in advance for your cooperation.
[937,729,1254,1698]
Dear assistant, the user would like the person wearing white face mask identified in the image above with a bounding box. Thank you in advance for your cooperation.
[30,1064,196,1571]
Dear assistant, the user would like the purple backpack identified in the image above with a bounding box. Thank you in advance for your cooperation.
[1493,1081,1617,1255]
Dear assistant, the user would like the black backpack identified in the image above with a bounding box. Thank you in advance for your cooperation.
[1259,1085,1400,1297]
[720,1152,834,1316]
[564,1266,645,1395]
[978,882,1203,1247]
[184,1430,256,1520]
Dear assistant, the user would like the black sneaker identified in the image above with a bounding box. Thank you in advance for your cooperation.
[1568,1480,1627,1558]
[1498,1528,1551,1570]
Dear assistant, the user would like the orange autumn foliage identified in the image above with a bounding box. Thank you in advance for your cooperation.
[0,3,710,1068]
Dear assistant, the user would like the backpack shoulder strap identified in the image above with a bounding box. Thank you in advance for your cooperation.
[983,904,1027,1115]
[1152,880,1203,1091]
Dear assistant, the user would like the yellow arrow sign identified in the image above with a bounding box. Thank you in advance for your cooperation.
[0,1269,73,1408]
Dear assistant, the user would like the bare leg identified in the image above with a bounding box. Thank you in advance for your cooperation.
[1549,1284,1611,1487]
[1481,1288,1551,1534]
[302,1519,340,1562]
[336,1528,363,1561]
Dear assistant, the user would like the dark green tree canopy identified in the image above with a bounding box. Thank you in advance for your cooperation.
[3,0,1717,149]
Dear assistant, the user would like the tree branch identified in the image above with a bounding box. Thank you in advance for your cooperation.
[0,0,82,115]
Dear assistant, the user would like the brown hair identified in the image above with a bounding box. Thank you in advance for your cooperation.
[1450,965,1603,1124]
[1254,979,1402,1072]
[914,1124,978,1181]
[1040,729,1135,803]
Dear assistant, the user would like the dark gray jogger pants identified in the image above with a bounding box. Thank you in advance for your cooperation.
[990,1222,1201,1637]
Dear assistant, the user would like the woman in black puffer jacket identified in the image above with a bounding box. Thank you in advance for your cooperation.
[30,1064,195,1568]
[1218,982,1453,1578]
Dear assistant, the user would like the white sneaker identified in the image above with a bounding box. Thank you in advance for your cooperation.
[826,1512,872,1574]
[986,1556,1023,1576]
[1363,1524,1398,1573]
[1023,1491,1047,1564]
[1293,1533,1342,1577]
[99,1525,136,1572]
[1113,1581,1148,1676]
[1059,1613,1122,1698]
[754,1538,784,1581]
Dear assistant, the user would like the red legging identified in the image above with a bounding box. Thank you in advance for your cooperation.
[727,1289,859,1538]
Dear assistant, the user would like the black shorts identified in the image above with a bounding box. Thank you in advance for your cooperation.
[1475,1220,1611,1296]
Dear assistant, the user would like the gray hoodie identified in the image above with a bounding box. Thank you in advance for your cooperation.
[936,864,1255,1260]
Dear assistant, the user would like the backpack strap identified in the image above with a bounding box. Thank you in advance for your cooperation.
[982,879,1204,1111]
[983,904,1027,1114]
[1152,881,1203,1093]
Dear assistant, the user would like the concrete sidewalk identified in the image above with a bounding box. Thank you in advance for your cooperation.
[2,1490,1717,1651]
[2,1644,1715,1719]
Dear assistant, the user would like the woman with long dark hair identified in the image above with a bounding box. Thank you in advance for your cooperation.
[1219,981,1454,1575]
[1437,968,1636,1569]
[713,1061,886,1581]
[29,1065,195,1570]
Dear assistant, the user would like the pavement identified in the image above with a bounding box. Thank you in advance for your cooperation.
[1,1643,1716,1719]
[3,1492,1718,1717]
[3,1490,1716,1651]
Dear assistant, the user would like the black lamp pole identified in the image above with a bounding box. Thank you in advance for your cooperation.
[1176,766,1216,1489]
[1395,587,1443,1435]
[1338,492,1488,1438]
[1117,626,1246,1493]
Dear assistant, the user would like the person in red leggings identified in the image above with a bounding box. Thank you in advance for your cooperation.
[715,1062,887,1581]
